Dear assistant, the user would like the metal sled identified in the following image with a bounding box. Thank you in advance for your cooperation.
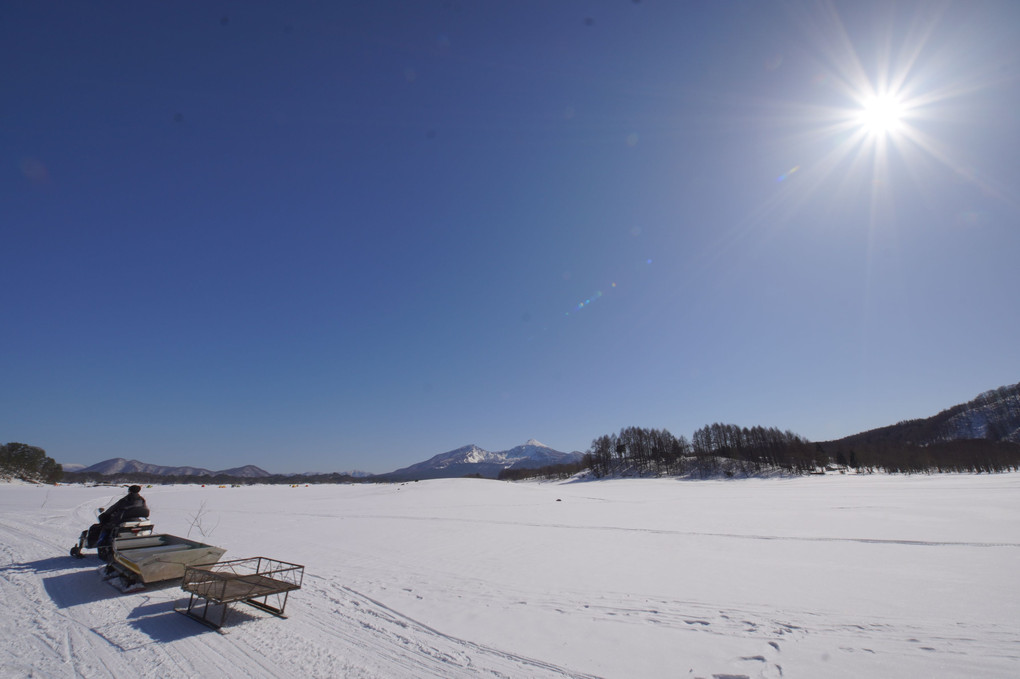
[108,533,227,586]
[177,557,304,632]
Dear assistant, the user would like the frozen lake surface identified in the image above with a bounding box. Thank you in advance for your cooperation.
[1,474,1018,678]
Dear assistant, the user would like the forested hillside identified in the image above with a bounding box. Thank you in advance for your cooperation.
[578,383,1020,477]
[836,383,1020,446]
[0,443,63,483]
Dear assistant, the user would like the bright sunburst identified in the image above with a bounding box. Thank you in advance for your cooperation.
[710,1,1020,291]
[758,1,1014,214]
[856,93,904,136]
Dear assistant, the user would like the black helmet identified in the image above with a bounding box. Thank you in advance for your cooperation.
[128,485,142,493]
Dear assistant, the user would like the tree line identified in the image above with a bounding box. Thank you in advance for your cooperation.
[0,443,63,484]
[498,461,588,481]
[582,424,824,478]
[554,420,1020,479]
[571,422,1020,478]
[821,439,1020,474]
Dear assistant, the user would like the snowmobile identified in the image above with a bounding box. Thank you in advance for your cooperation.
[69,507,154,561]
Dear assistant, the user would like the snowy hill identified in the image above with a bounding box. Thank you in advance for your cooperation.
[938,384,1020,442]
[380,440,584,480]
[216,464,274,478]
[837,380,1020,447]
[78,458,272,478]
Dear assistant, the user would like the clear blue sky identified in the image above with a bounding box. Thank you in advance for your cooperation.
[4,1,1018,474]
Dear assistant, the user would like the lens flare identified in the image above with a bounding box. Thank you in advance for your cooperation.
[776,165,801,182]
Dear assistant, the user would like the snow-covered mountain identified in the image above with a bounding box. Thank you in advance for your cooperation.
[380,440,584,480]
[837,380,1020,447]
[77,458,272,478]
[938,384,1020,443]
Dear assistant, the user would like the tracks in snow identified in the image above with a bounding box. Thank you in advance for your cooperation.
[327,513,1020,549]
[291,574,603,678]
[0,514,601,679]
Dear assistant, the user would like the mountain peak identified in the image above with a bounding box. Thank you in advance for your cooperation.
[381,441,583,480]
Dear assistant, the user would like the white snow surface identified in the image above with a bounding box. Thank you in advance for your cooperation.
[2,474,1019,678]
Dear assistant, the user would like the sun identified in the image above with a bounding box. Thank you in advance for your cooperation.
[736,0,1015,259]
[856,93,904,136]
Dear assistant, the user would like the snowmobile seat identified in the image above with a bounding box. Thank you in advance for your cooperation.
[119,505,151,522]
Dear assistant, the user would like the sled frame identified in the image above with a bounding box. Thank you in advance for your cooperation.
[176,557,304,632]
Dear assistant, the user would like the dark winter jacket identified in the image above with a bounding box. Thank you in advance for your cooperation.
[99,489,149,526]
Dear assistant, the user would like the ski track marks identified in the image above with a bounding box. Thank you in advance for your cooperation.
[348,563,1020,679]
[0,518,598,678]
[0,522,782,679]
[3,479,1019,679]
[297,575,603,678]
[330,513,1020,549]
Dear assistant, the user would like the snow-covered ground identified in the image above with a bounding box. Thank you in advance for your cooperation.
[1,474,1018,678]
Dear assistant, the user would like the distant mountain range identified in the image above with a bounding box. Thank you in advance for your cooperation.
[75,458,272,478]
[60,381,1019,481]
[376,439,584,481]
[65,440,583,481]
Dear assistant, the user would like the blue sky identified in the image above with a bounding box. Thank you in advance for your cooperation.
[4,1,1019,474]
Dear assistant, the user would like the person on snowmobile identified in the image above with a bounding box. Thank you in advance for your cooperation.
[99,485,150,529]
[70,485,151,560]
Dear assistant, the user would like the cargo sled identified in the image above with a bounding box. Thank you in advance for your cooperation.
[105,533,227,588]
[177,557,304,632]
